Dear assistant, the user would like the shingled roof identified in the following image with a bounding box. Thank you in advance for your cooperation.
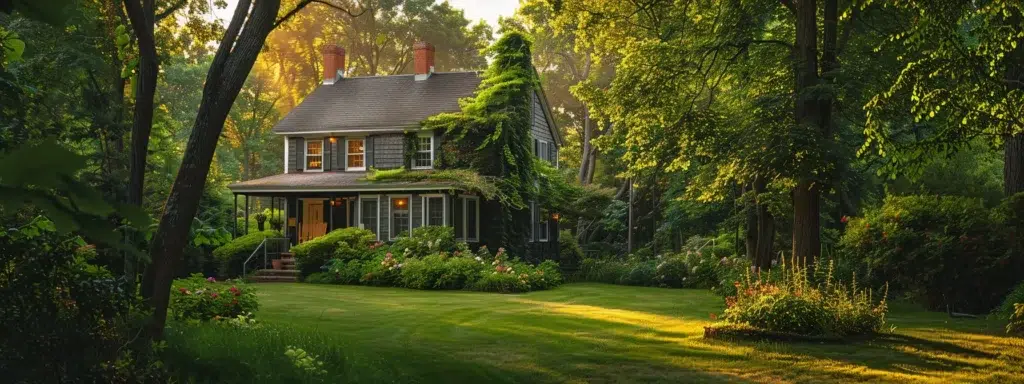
[272,71,481,134]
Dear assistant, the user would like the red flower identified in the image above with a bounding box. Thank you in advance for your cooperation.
[178,287,187,294]
[840,216,849,224]
[210,292,219,298]
[709,313,718,320]
[234,291,241,297]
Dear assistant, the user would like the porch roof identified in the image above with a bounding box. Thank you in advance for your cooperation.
[227,172,456,194]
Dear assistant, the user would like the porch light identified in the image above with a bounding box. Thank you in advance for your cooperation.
[551,213,560,221]
[329,137,337,143]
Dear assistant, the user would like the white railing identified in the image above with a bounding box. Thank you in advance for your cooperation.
[241,237,290,277]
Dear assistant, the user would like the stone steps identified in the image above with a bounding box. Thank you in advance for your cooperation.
[251,252,299,283]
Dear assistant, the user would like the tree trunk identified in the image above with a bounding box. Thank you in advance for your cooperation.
[144,0,281,339]
[1007,133,1024,196]
[743,184,756,260]
[790,0,823,263]
[753,175,775,270]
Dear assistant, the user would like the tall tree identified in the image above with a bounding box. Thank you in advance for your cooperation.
[142,0,364,339]
[862,1,1023,196]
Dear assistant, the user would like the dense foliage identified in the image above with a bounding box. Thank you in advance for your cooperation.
[169,274,259,322]
[0,217,162,382]
[718,259,888,338]
[839,195,1023,313]
[292,227,378,277]
[304,226,564,293]
[212,230,283,278]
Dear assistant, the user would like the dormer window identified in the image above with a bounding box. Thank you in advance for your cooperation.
[534,139,551,163]
[412,134,433,169]
[306,139,323,171]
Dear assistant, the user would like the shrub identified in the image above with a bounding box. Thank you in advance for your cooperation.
[720,258,887,338]
[474,270,531,293]
[400,253,487,290]
[292,227,376,276]
[996,282,1024,319]
[656,256,689,288]
[619,260,657,286]
[579,258,631,284]
[1,217,164,382]
[558,230,584,272]
[321,258,366,285]
[169,274,259,322]
[389,225,458,258]
[839,195,1020,313]
[360,251,404,286]
[304,272,340,284]
[212,230,282,277]
[1008,304,1024,335]
[680,250,721,289]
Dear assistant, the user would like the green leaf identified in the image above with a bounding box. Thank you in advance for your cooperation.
[2,36,25,63]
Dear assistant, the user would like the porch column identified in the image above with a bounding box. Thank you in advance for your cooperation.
[244,195,250,235]
[232,194,238,238]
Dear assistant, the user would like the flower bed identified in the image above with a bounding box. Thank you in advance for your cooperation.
[170,274,259,321]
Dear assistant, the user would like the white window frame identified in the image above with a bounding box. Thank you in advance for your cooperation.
[421,194,446,227]
[305,138,325,172]
[388,195,412,241]
[346,137,366,171]
[284,136,289,173]
[537,204,549,242]
[357,195,380,241]
[458,195,480,243]
[412,133,434,170]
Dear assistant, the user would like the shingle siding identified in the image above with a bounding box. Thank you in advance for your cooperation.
[373,134,405,169]
[530,92,553,145]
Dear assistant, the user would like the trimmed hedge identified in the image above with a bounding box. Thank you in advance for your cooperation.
[213,230,282,278]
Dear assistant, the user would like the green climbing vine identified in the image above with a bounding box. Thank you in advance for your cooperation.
[422,32,541,251]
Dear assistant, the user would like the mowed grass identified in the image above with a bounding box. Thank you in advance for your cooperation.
[165,283,1024,383]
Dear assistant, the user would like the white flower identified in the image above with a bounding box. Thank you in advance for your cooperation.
[475,256,482,261]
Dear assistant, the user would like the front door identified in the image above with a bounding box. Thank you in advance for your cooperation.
[300,199,327,243]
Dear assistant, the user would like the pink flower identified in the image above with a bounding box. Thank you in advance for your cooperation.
[840,216,849,224]
[210,292,219,298]
[206,277,216,283]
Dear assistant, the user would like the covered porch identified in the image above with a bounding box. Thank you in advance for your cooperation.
[227,172,477,246]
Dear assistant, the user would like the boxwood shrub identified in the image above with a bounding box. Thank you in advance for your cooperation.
[212,230,282,277]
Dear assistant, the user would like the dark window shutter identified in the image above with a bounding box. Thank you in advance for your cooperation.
[324,138,333,171]
[549,144,556,164]
[296,137,305,171]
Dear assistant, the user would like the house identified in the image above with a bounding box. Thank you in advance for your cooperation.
[228,41,563,261]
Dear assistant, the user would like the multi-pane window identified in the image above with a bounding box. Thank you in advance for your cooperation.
[424,196,444,226]
[535,139,551,164]
[306,140,323,171]
[391,197,410,239]
[413,135,433,169]
[454,196,479,242]
[347,139,365,170]
[360,198,378,238]
[530,201,549,242]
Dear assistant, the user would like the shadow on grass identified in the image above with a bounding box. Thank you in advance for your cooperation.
[207,283,1023,383]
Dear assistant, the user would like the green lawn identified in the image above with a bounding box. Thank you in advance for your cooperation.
[166,283,1024,383]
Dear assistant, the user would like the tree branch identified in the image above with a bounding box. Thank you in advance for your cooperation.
[155,0,188,22]
[273,0,366,29]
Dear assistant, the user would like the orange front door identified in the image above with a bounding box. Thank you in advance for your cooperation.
[300,199,327,243]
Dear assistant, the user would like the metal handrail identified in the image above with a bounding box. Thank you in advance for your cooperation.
[241,237,290,277]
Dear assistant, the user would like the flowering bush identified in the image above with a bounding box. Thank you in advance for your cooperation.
[390,225,459,258]
[169,274,259,321]
[359,251,404,286]
[655,256,689,288]
[400,253,485,290]
[719,258,887,338]
[839,195,1022,313]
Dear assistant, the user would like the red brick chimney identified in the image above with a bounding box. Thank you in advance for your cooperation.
[413,41,435,80]
[323,44,346,84]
